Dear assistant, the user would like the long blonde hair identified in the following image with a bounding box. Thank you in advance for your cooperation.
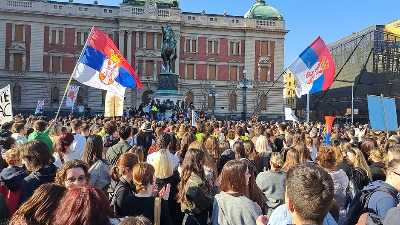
[348,148,372,179]
[153,150,173,179]
[255,135,269,153]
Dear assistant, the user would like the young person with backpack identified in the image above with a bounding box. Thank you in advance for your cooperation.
[344,159,400,225]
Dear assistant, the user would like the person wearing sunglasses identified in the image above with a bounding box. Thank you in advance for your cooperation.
[55,160,90,190]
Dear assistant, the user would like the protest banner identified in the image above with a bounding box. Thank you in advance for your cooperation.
[104,91,124,117]
[66,86,80,107]
[0,85,13,123]
[35,100,45,115]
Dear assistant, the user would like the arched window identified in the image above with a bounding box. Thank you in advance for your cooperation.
[76,88,84,105]
[186,91,194,105]
[142,90,154,105]
[51,87,60,104]
[259,94,267,110]
[229,92,237,111]
[12,85,21,103]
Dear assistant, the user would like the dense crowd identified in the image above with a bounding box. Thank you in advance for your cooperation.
[0,114,400,225]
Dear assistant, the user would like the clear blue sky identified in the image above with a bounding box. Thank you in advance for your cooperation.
[62,0,400,67]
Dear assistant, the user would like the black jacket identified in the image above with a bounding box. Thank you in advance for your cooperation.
[111,178,135,216]
[156,173,183,225]
[0,166,28,191]
[370,162,386,181]
[18,164,57,206]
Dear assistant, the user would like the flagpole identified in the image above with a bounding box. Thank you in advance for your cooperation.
[306,94,310,122]
[54,26,95,122]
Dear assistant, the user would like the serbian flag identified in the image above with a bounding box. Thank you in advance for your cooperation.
[287,36,335,98]
[72,27,142,96]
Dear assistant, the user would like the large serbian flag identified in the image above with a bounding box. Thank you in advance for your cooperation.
[72,27,142,96]
[287,36,335,98]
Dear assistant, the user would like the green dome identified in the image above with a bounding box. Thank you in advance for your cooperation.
[244,0,283,20]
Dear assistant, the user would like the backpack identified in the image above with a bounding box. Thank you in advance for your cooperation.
[343,186,397,225]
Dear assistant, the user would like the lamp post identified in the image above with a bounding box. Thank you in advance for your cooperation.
[208,86,218,118]
[237,70,253,121]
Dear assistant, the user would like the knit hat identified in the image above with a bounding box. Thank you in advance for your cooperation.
[4,149,20,166]
[140,122,153,132]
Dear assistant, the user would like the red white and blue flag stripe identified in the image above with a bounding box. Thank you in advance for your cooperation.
[288,36,335,98]
[72,27,142,96]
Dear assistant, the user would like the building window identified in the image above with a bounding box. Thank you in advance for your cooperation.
[260,41,269,56]
[185,38,197,53]
[51,87,60,104]
[76,31,89,46]
[76,88,84,105]
[145,61,154,76]
[229,93,237,111]
[208,64,217,80]
[186,64,195,79]
[146,32,154,50]
[108,33,113,41]
[259,94,267,110]
[229,65,238,81]
[50,56,61,73]
[109,10,113,13]
[157,34,162,49]
[12,85,21,104]
[14,25,24,42]
[229,41,240,55]
[13,54,23,71]
[137,60,143,76]
[50,29,64,45]
[207,40,219,54]
[186,92,194,105]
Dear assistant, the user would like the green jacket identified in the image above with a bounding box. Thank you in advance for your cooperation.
[28,129,54,153]
[105,140,132,166]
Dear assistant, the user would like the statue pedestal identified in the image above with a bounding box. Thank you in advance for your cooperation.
[150,72,184,120]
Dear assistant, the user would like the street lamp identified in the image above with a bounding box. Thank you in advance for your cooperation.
[237,70,253,121]
[208,86,218,118]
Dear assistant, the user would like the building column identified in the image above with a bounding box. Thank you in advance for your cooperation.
[153,61,157,78]
[127,30,132,65]
[136,32,140,49]
[143,32,147,49]
[118,30,125,56]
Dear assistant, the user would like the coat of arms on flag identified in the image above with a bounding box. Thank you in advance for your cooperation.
[66,86,80,107]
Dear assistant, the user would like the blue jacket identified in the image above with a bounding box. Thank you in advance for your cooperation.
[365,180,399,218]
[268,204,337,225]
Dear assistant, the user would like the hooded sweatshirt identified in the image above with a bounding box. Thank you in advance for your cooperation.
[18,164,57,206]
[0,166,28,216]
[365,180,399,218]
[28,130,53,153]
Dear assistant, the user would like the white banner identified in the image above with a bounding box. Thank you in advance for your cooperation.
[104,91,124,117]
[191,109,198,127]
[66,86,80,107]
[35,100,45,115]
[0,85,13,124]
[285,108,298,122]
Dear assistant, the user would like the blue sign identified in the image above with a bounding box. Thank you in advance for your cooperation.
[367,95,398,131]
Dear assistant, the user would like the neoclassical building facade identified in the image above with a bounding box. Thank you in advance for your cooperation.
[0,0,288,118]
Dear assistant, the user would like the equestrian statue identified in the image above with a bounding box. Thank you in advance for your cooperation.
[161,24,177,73]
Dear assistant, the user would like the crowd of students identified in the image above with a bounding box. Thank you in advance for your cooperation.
[0,114,400,225]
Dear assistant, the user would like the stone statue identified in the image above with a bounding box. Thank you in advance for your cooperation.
[161,24,177,73]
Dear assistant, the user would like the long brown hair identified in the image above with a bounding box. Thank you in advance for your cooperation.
[282,148,299,172]
[82,134,104,166]
[240,158,264,209]
[177,148,206,204]
[189,141,218,181]
[220,160,249,198]
[10,183,66,225]
[205,136,220,166]
[110,153,139,181]
[178,132,196,159]
[55,160,90,185]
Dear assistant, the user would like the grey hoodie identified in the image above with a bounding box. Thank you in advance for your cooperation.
[212,191,261,225]
[365,180,398,218]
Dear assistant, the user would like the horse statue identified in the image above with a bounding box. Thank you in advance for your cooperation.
[161,24,177,73]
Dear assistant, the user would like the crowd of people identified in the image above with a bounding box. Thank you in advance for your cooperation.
[0,113,400,225]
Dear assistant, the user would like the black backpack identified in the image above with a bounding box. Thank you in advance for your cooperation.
[343,186,397,225]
